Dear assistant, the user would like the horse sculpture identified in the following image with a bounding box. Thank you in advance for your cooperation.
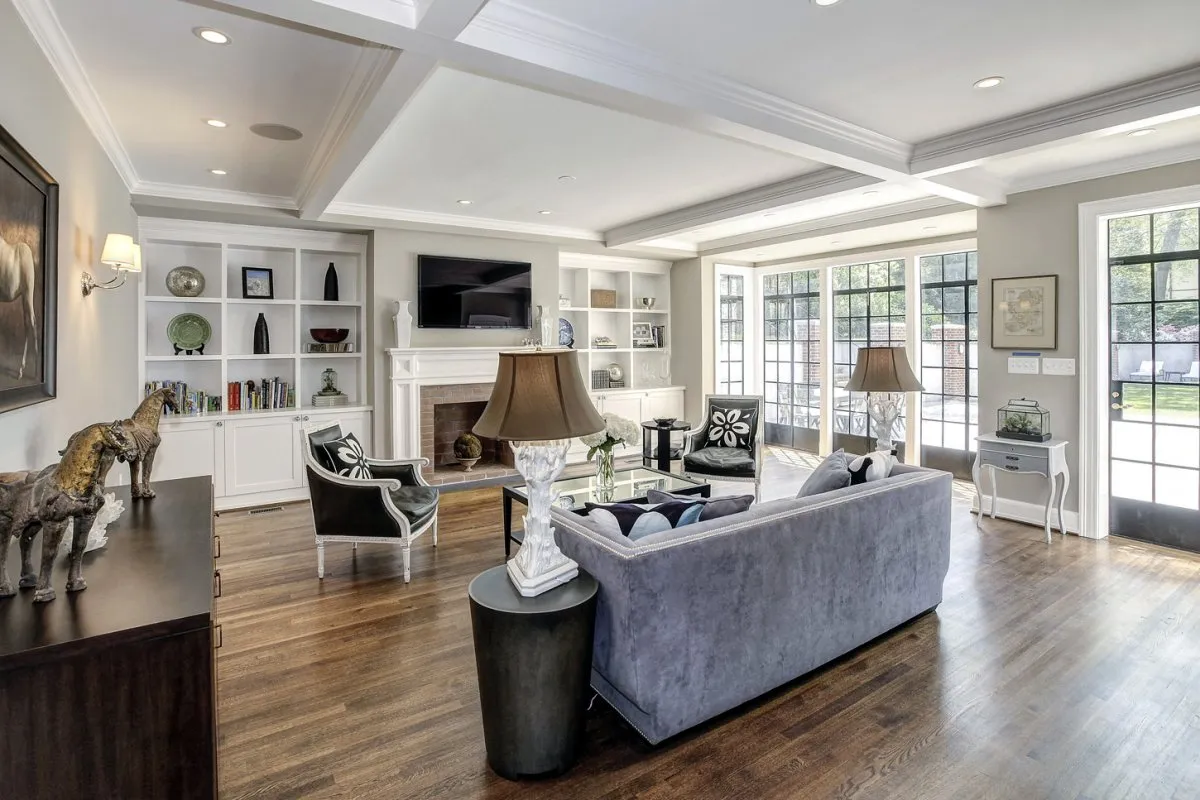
[0,420,139,602]
[124,387,177,499]
[0,234,37,380]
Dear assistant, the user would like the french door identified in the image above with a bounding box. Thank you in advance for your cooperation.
[1107,207,1200,551]
[763,270,821,452]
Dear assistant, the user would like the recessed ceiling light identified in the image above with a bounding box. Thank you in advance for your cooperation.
[457,199,472,206]
[973,76,1004,89]
[538,210,552,215]
[194,28,230,45]
[863,190,880,197]
[205,119,227,128]
[558,175,576,182]
[812,0,841,5]
[250,123,303,141]
[209,169,227,176]
[1128,128,1157,137]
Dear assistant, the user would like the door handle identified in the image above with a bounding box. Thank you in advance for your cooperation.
[1111,403,1130,410]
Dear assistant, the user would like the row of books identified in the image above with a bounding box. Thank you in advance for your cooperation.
[228,378,295,412]
[145,381,222,415]
[634,325,668,349]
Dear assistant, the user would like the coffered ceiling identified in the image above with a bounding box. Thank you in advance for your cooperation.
[16,0,1200,260]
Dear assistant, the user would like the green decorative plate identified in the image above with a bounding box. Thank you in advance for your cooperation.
[167,313,212,351]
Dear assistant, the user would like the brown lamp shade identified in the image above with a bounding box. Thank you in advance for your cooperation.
[844,347,924,393]
[474,349,604,442]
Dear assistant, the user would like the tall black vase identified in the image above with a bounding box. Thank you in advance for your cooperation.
[253,312,269,355]
[323,262,339,302]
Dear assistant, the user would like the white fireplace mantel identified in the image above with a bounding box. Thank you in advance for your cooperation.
[388,347,514,458]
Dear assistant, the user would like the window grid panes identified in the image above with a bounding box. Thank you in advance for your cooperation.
[763,270,821,441]
[717,273,745,395]
[832,260,906,440]
[919,251,979,453]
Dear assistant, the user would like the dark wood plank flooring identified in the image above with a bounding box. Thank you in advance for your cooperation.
[214,467,1200,800]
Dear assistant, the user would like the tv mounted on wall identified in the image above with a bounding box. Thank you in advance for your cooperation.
[417,255,532,329]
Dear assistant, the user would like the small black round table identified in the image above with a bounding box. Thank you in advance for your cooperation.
[468,565,598,779]
[641,420,690,472]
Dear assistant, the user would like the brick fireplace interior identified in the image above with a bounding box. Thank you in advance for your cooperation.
[420,384,514,476]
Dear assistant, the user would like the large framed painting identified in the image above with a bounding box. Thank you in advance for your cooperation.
[991,274,1058,350]
[0,122,58,414]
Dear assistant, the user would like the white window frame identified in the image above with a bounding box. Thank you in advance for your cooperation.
[1078,184,1200,540]
[714,264,757,395]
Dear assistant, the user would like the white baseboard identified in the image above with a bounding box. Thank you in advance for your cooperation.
[971,495,1095,537]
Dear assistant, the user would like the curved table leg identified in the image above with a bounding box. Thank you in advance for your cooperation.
[972,451,983,526]
[988,465,998,519]
[1043,472,1057,544]
[1057,468,1070,536]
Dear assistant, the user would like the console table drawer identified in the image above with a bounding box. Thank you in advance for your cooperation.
[980,449,1048,474]
[979,440,1049,459]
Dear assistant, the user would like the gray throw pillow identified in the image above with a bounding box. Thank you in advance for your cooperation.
[646,489,754,522]
[796,449,851,497]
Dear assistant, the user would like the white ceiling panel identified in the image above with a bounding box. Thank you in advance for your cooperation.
[334,67,821,230]
[717,211,977,264]
[664,183,932,246]
[488,0,1200,142]
[50,0,371,198]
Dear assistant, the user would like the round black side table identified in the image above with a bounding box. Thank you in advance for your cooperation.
[641,420,690,471]
[468,565,598,779]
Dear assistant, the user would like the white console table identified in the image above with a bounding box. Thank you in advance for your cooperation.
[972,434,1070,543]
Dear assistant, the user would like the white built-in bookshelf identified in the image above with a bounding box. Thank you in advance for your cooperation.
[558,253,675,392]
[137,219,369,418]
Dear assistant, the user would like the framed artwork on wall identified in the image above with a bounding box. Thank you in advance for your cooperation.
[0,122,59,415]
[991,274,1058,350]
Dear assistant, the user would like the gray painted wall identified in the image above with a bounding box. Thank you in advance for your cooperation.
[369,228,560,453]
[670,256,714,423]
[0,3,136,470]
[977,159,1200,512]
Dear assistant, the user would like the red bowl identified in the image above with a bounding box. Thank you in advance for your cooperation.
[310,328,349,343]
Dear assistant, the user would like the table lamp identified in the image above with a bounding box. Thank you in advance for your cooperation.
[844,346,923,453]
[475,349,604,597]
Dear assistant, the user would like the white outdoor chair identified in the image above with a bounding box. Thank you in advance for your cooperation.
[1129,360,1164,380]
[1183,362,1200,384]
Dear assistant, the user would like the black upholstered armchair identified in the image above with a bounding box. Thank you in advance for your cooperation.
[682,394,765,501]
[303,420,439,583]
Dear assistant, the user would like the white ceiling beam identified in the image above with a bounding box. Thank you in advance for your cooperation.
[604,168,880,248]
[911,65,1200,177]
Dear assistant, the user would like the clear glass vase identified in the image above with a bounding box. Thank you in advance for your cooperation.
[595,448,616,494]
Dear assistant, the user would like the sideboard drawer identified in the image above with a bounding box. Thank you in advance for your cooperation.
[979,440,1049,459]
[980,449,1049,474]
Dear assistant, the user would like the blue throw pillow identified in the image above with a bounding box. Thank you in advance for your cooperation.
[645,489,754,522]
[796,449,851,497]
[584,500,704,541]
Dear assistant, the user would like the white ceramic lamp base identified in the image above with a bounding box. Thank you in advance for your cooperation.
[506,439,579,598]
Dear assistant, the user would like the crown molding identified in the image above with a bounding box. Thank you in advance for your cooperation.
[12,0,138,189]
[139,216,366,250]
[912,65,1200,175]
[132,181,298,210]
[559,251,671,271]
[324,200,603,240]
[295,44,401,217]
[603,168,880,247]
[699,197,964,257]
[1006,141,1200,195]
[752,233,979,270]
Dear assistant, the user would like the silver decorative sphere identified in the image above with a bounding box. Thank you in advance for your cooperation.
[166,266,206,297]
[606,362,624,382]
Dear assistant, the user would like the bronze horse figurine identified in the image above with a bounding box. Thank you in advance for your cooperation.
[0,420,139,602]
[125,387,177,499]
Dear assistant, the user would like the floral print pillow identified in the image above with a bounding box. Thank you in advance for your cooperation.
[705,404,757,450]
[321,433,372,479]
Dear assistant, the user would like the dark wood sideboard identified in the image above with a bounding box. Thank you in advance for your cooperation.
[0,476,219,800]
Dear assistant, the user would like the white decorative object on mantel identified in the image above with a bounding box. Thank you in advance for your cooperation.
[393,300,413,349]
[60,492,124,553]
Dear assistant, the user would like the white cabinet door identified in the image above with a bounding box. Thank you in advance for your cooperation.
[152,422,226,495]
[644,389,685,423]
[223,416,304,496]
[598,393,645,424]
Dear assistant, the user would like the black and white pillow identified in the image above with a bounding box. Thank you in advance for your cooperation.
[584,500,704,541]
[705,404,758,449]
[321,432,372,479]
[646,489,754,522]
[849,453,895,483]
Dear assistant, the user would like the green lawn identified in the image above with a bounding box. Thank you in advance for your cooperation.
[1123,383,1199,424]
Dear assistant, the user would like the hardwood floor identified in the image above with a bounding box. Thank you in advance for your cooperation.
[214,464,1200,799]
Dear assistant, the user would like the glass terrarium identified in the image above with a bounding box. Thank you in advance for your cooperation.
[996,398,1051,442]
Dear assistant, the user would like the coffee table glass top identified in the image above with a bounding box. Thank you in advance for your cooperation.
[510,468,705,506]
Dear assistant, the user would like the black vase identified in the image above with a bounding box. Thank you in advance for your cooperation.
[253,312,269,355]
[323,262,339,302]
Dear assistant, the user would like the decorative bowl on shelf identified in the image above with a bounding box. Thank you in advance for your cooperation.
[637,296,657,310]
[309,328,350,343]
[167,313,212,355]
[166,266,206,297]
[653,417,677,427]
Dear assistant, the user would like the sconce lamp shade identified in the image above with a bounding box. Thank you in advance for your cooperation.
[844,346,923,393]
[128,243,143,274]
[474,349,604,442]
[100,234,137,271]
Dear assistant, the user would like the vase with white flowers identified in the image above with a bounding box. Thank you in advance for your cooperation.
[580,413,640,494]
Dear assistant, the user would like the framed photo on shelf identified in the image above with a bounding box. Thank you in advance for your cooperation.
[632,321,656,348]
[991,274,1058,350]
[0,121,59,415]
[241,266,274,299]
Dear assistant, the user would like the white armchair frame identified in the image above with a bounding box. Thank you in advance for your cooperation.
[301,419,438,583]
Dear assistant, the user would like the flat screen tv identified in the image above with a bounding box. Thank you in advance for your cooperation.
[417,255,532,329]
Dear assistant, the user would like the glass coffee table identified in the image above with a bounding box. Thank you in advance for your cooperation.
[502,468,710,557]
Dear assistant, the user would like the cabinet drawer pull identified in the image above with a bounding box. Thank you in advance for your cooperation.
[215,421,223,428]
[213,570,222,598]
[213,624,223,650]
[1005,455,1019,460]
[213,535,221,559]
[303,415,310,421]
[293,415,301,422]
[1004,465,1019,471]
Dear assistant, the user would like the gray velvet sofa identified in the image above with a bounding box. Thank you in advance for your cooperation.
[551,463,952,744]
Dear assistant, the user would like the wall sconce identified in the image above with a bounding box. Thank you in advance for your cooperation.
[82,233,142,296]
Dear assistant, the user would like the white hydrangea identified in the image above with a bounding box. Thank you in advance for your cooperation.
[580,413,640,457]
